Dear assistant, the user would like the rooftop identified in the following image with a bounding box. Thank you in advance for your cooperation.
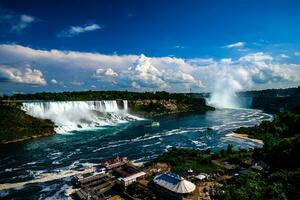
[154,172,196,194]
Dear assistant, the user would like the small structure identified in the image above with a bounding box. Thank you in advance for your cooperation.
[118,171,146,187]
[195,174,206,181]
[113,162,139,177]
[251,163,264,172]
[73,173,116,200]
[151,121,160,127]
[153,172,196,194]
[102,156,128,170]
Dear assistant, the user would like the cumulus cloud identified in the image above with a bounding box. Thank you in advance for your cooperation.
[131,81,141,89]
[0,66,46,85]
[224,42,245,48]
[92,68,119,83]
[105,68,118,76]
[220,58,232,65]
[0,44,299,93]
[94,68,119,77]
[239,52,273,62]
[51,79,58,84]
[57,23,101,37]
[128,54,167,89]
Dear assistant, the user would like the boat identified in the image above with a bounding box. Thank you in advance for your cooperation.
[151,121,160,127]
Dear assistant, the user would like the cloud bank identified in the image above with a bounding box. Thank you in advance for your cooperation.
[0,44,299,94]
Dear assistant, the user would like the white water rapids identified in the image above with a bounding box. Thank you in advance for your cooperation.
[21,100,141,133]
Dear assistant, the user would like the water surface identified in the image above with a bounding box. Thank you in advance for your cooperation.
[0,108,271,199]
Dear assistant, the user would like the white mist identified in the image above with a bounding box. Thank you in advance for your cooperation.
[207,76,243,109]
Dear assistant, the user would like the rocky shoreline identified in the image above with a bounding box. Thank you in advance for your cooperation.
[128,99,214,117]
[0,103,55,145]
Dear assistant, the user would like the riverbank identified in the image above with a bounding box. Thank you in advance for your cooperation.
[216,111,300,199]
[128,98,214,117]
[0,103,55,144]
[226,132,264,145]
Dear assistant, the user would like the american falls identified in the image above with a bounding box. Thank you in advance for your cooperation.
[21,100,140,133]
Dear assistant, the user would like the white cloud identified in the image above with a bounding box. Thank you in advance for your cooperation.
[51,79,58,84]
[0,44,299,93]
[0,8,35,33]
[128,54,167,89]
[239,52,273,62]
[224,42,245,48]
[187,58,216,66]
[0,44,137,69]
[175,45,184,49]
[12,14,35,32]
[279,54,289,59]
[220,58,232,65]
[105,68,118,76]
[57,24,101,37]
[131,81,141,89]
[93,68,118,79]
[0,66,46,85]
[70,80,85,86]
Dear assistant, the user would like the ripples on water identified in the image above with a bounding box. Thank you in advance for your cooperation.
[0,108,271,199]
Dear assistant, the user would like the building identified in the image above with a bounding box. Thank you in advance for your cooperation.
[102,156,128,170]
[153,172,196,197]
[118,171,146,187]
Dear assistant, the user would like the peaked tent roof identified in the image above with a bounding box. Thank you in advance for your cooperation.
[153,172,196,194]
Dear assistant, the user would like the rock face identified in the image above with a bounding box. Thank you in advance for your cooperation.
[128,98,214,117]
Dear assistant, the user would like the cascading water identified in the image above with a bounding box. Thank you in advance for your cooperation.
[21,100,140,133]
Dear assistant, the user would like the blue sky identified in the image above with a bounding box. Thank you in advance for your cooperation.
[0,0,300,94]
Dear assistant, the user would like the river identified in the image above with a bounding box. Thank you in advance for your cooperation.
[0,108,271,199]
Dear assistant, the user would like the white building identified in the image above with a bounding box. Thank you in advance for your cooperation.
[118,171,146,187]
[153,172,196,194]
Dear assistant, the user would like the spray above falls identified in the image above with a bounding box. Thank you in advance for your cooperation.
[206,76,244,109]
[21,100,141,133]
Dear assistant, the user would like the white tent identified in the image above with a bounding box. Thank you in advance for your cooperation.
[154,172,196,194]
[195,174,206,180]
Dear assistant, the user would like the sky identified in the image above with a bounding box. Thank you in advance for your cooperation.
[0,0,300,94]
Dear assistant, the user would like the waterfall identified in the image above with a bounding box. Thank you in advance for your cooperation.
[21,100,140,133]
